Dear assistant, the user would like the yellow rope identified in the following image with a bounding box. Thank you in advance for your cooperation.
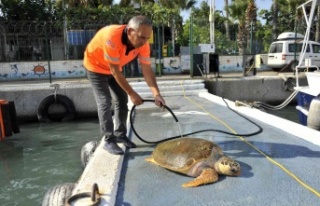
[179,80,320,198]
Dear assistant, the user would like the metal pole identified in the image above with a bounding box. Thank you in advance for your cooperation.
[209,0,215,45]
[172,19,175,56]
[44,22,52,84]
[62,0,68,59]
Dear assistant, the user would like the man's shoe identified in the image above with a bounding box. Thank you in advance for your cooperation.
[103,138,124,155]
[116,136,136,148]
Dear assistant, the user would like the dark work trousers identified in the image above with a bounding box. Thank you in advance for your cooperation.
[87,70,128,140]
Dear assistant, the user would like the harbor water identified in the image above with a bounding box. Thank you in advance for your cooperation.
[265,105,299,124]
[0,119,100,206]
[0,106,299,206]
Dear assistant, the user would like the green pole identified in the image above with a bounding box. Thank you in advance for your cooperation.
[189,9,194,77]
[156,25,162,77]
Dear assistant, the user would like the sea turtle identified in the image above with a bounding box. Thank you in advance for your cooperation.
[145,137,241,187]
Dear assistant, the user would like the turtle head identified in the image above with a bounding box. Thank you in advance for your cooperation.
[215,156,241,176]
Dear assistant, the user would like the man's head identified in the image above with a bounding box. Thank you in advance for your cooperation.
[127,15,153,48]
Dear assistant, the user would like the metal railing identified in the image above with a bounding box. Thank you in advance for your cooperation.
[0,20,157,83]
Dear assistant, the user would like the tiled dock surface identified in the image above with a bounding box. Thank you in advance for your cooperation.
[115,94,320,206]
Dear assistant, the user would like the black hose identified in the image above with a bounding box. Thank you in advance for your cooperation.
[130,99,263,145]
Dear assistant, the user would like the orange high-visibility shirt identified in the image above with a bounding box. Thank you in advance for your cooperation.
[83,25,151,75]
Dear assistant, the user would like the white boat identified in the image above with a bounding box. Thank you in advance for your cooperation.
[294,0,320,130]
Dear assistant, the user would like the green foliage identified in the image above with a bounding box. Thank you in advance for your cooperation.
[0,0,52,21]
[176,20,189,46]
[0,0,316,55]
[228,0,249,22]
[178,2,239,54]
[255,22,273,52]
[141,3,181,26]
[259,0,307,36]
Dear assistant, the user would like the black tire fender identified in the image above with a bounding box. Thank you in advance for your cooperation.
[37,94,76,123]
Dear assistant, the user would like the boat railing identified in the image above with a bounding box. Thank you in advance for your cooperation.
[295,0,320,88]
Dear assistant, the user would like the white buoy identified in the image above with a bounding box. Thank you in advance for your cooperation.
[42,183,75,206]
[307,98,320,131]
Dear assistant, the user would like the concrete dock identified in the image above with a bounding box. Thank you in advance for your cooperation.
[68,77,319,206]
[1,71,319,205]
[115,93,320,206]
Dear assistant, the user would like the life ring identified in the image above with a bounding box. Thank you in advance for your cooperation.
[81,141,99,168]
[42,183,76,206]
[37,94,76,123]
[67,183,101,206]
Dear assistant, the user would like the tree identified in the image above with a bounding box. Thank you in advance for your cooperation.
[0,0,53,21]
[260,0,306,40]
[229,0,250,55]
[245,0,257,54]
[272,0,279,40]
[177,1,236,54]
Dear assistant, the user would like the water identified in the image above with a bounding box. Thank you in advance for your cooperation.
[265,105,299,124]
[177,122,184,138]
[0,106,298,206]
[0,119,100,206]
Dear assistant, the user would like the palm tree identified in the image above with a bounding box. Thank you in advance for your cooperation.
[272,0,278,40]
[245,0,257,53]
[228,0,249,55]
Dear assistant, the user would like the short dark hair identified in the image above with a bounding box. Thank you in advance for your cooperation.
[127,15,152,29]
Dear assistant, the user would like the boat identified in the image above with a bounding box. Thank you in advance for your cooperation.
[294,0,320,131]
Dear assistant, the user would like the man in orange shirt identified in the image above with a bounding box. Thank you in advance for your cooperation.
[84,15,165,155]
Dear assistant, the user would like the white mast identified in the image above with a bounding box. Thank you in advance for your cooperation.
[295,0,320,87]
[209,0,215,44]
[199,0,215,53]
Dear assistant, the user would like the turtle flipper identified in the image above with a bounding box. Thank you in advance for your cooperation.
[182,168,218,188]
[145,157,159,165]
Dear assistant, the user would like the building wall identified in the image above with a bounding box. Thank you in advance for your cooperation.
[0,55,269,81]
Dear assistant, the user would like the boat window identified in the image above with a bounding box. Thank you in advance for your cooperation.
[312,44,320,53]
[269,43,283,53]
[288,43,310,53]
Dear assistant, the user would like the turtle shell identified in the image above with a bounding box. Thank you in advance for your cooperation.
[150,137,223,174]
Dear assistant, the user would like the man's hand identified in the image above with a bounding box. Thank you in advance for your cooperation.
[154,94,165,108]
[129,91,143,105]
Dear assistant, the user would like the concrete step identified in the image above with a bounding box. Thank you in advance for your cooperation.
[130,79,207,97]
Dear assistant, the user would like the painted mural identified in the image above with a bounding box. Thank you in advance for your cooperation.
[0,60,86,81]
[163,57,182,74]
[0,55,268,81]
